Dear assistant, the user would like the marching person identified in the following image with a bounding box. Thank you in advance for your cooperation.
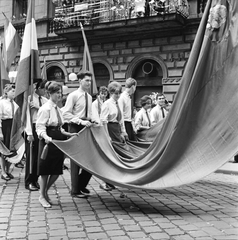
[134,95,152,132]
[24,80,47,191]
[62,70,98,198]
[118,77,137,141]
[0,84,18,181]
[100,81,127,191]
[92,86,109,123]
[36,81,76,208]
[150,93,171,125]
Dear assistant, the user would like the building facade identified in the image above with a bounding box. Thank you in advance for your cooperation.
[0,0,207,106]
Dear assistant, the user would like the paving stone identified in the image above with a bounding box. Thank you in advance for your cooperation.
[87,232,108,239]
[149,232,170,239]
[106,230,126,237]
[85,226,103,233]
[142,226,162,233]
[127,231,147,238]
[28,234,48,240]
[0,169,237,240]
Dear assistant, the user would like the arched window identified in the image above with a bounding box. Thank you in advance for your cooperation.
[94,62,110,88]
[132,59,164,108]
[47,66,65,82]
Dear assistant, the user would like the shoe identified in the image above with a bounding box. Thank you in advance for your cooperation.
[35,182,40,189]
[45,194,53,205]
[63,165,69,170]
[27,184,38,191]
[107,183,116,190]
[100,183,113,191]
[15,162,24,168]
[71,191,87,198]
[1,174,11,181]
[81,188,91,196]
[7,173,14,179]
[39,196,51,208]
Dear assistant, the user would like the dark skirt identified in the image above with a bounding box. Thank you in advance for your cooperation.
[37,126,66,176]
[2,119,13,149]
[107,122,123,143]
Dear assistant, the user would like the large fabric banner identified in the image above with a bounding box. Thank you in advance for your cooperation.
[54,0,238,189]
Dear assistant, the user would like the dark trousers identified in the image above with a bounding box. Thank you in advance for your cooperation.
[25,124,39,187]
[68,123,92,194]
[125,121,137,141]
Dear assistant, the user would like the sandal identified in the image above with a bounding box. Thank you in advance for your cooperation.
[1,174,11,181]
[45,194,53,205]
[7,173,14,179]
[39,196,51,208]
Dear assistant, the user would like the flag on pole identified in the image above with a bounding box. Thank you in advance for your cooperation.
[0,42,10,96]
[2,12,22,72]
[80,22,98,96]
[41,57,47,81]
[10,0,41,151]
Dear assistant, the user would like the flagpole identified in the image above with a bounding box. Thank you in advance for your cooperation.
[0,40,4,95]
[2,12,7,18]
[80,22,98,96]
[29,0,35,174]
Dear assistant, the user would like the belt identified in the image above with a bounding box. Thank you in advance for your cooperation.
[108,122,119,124]
[47,126,61,131]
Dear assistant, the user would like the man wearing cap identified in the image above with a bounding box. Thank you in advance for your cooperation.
[118,77,137,141]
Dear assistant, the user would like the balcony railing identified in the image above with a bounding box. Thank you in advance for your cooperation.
[51,0,189,31]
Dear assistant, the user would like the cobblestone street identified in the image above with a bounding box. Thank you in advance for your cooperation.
[0,166,238,240]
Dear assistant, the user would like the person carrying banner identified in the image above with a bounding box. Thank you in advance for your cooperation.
[36,81,76,208]
[92,86,109,124]
[118,77,137,141]
[150,93,171,125]
[0,84,18,181]
[24,80,47,191]
[62,70,98,198]
[134,95,153,132]
[99,81,127,191]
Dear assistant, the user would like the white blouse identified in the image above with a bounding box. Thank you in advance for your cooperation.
[100,97,126,134]
[92,97,104,124]
[134,107,151,131]
[36,99,64,140]
[0,98,18,128]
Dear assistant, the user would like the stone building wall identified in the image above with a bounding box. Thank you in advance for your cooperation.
[38,30,197,101]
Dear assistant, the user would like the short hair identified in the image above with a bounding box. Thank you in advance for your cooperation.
[156,92,165,100]
[36,80,47,90]
[125,78,137,88]
[3,84,15,98]
[98,86,108,94]
[45,81,62,95]
[140,95,152,107]
[77,70,92,80]
[107,81,122,94]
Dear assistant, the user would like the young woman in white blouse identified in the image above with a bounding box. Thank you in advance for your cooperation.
[36,81,76,208]
[134,95,152,132]
[99,81,127,191]
[0,84,18,181]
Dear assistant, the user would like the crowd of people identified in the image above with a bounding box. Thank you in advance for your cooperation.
[0,69,171,208]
